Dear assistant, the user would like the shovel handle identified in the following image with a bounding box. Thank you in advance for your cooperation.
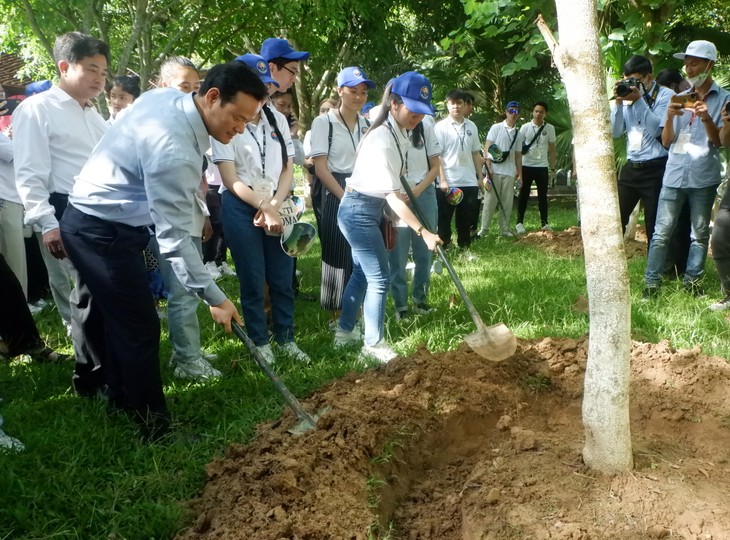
[232,322,317,429]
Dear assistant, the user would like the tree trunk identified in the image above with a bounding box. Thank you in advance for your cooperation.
[537,3,633,473]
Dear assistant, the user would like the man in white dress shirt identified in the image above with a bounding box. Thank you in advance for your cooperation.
[13,32,109,394]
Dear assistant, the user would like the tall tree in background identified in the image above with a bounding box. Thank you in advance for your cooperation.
[537,6,632,472]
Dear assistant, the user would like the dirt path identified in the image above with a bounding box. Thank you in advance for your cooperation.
[179,336,730,540]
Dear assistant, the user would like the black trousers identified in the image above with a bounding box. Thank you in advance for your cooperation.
[617,158,666,244]
[60,205,167,418]
[202,190,227,266]
[437,186,480,248]
[711,192,730,295]
[0,253,42,356]
[517,166,549,226]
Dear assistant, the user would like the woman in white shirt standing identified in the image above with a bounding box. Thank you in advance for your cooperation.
[335,72,442,362]
[212,54,309,364]
[310,67,374,324]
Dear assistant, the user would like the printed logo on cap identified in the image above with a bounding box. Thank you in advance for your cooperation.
[420,86,430,100]
[256,61,267,74]
[353,68,362,78]
[271,131,279,141]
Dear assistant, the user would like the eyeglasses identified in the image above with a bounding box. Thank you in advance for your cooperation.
[282,65,299,77]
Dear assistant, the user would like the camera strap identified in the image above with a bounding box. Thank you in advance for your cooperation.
[523,123,545,154]
[643,82,659,109]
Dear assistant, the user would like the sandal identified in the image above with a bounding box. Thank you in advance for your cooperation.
[27,346,72,364]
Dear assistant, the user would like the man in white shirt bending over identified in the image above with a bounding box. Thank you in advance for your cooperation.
[13,31,109,396]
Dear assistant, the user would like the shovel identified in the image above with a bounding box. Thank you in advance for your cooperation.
[399,177,516,362]
[232,321,329,435]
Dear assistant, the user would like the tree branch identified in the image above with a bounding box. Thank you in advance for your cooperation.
[21,0,54,61]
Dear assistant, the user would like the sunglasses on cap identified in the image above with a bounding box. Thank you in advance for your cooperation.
[507,108,520,115]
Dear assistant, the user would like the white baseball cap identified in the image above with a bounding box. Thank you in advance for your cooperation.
[673,40,717,62]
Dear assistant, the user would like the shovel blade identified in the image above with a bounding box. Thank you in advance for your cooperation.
[465,322,517,362]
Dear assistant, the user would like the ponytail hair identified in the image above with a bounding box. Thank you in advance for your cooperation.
[261,104,289,170]
[363,81,403,139]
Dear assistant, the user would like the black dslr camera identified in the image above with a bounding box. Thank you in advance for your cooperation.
[615,77,642,98]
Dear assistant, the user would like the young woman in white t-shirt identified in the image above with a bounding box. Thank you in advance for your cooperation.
[335,72,441,363]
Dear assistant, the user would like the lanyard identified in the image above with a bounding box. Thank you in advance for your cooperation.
[337,108,362,152]
[246,122,267,179]
[451,121,467,150]
[386,120,408,179]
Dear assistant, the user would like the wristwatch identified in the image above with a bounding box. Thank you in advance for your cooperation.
[416,226,424,236]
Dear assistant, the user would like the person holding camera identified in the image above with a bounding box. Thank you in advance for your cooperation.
[643,40,730,298]
[516,101,557,234]
[610,55,674,245]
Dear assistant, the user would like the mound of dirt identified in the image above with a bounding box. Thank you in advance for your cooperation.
[518,226,648,259]
[179,338,730,540]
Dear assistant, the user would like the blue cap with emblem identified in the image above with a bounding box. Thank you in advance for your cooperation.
[337,67,376,89]
[260,38,310,62]
[391,71,433,115]
[234,53,280,88]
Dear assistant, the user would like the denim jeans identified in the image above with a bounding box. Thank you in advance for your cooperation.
[645,184,718,287]
[338,190,390,346]
[221,190,295,346]
[151,235,203,363]
[389,185,437,312]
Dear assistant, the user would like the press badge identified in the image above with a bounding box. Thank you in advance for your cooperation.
[627,129,642,153]
[252,180,274,201]
[674,129,691,155]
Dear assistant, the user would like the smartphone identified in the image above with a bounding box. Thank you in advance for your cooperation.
[670,92,698,108]
[0,98,22,115]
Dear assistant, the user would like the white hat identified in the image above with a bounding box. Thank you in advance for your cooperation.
[673,40,717,62]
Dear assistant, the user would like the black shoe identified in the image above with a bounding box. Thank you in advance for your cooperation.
[642,286,659,300]
[395,309,410,322]
[684,281,705,297]
[135,410,172,443]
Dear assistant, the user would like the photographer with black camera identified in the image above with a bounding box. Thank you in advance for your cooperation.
[610,55,674,245]
[644,40,730,298]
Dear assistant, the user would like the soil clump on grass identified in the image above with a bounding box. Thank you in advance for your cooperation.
[518,225,649,259]
[179,337,730,539]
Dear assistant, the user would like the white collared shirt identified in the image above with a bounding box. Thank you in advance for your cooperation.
[405,120,441,187]
[0,133,19,204]
[347,113,409,198]
[13,84,108,233]
[69,88,226,307]
[210,106,294,193]
[434,117,480,187]
[486,120,523,177]
[519,121,556,168]
[310,109,368,174]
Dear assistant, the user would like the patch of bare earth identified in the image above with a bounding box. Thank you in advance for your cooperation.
[178,337,730,540]
[517,226,648,259]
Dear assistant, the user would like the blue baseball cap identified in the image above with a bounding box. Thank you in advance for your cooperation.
[337,66,376,89]
[25,80,52,96]
[361,101,376,115]
[234,54,279,88]
[391,71,433,115]
[506,101,520,109]
[260,38,310,62]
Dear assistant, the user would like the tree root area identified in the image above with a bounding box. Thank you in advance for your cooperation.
[179,337,730,540]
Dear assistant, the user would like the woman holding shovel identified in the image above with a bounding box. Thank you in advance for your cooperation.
[335,72,442,363]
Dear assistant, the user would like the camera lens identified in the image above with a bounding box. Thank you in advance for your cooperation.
[615,82,632,97]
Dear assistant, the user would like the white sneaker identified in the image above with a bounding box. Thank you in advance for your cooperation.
[204,261,222,280]
[27,299,47,315]
[219,261,236,276]
[334,327,362,348]
[279,342,310,362]
[709,296,730,311]
[255,344,275,364]
[173,357,222,380]
[0,430,24,453]
[501,231,515,238]
[199,350,218,361]
[515,223,526,235]
[64,321,72,337]
[541,224,552,231]
[359,341,398,364]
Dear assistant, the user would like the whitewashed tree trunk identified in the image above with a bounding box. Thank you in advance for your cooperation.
[538,1,633,473]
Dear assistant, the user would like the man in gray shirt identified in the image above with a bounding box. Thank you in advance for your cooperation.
[60,62,267,441]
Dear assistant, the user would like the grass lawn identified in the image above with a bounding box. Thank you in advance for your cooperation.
[1,198,728,539]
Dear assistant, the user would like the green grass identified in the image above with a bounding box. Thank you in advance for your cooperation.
[1,198,728,539]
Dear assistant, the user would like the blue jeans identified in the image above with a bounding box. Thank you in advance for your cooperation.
[338,190,390,346]
[389,185,437,311]
[221,190,295,346]
[645,185,718,287]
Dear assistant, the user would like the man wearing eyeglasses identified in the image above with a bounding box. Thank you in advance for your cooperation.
[610,55,674,245]
[261,38,309,94]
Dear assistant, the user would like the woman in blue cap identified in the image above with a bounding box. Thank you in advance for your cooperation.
[310,66,374,326]
[335,72,442,363]
[211,54,310,364]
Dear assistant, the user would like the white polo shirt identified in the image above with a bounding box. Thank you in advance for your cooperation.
[211,106,294,195]
[13,84,107,233]
[310,109,368,174]
[347,114,409,198]
[434,117,480,187]
[519,121,556,168]
[486,120,523,177]
[0,133,19,204]
[405,120,441,187]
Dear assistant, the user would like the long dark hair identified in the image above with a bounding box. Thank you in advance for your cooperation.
[261,104,289,169]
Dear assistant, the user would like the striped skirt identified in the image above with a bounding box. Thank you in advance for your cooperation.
[319,172,352,311]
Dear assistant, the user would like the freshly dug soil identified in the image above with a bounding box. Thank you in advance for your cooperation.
[517,226,649,259]
[179,337,730,540]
